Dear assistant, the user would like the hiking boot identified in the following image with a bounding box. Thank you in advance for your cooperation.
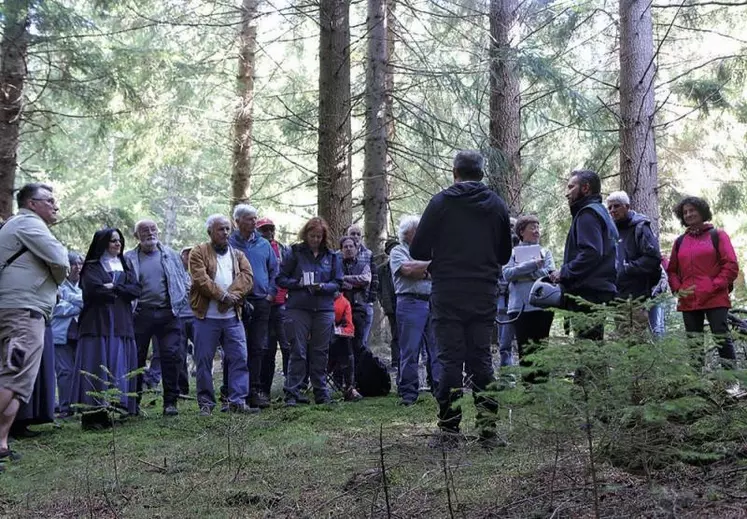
[428,430,463,451]
[344,388,363,402]
[199,405,212,417]
[284,398,298,408]
[163,404,179,417]
[315,396,335,405]
[228,403,260,414]
[397,397,417,407]
[250,391,271,409]
[296,394,311,405]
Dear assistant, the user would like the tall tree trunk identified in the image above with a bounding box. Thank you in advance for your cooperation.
[363,0,388,257]
[488,0,521,214]
[318,0,352,242]
[0,0,32,220]
[385,0,396,235]
[231,0,258,208]
[619,0,660,234]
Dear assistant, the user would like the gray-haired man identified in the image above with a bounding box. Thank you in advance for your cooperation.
[124,219,189,416]
[228,204,278,409]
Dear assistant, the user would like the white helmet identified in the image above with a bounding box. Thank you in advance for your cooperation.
[529,277,564,309]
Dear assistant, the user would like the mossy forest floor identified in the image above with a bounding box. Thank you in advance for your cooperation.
[2,343,747,518]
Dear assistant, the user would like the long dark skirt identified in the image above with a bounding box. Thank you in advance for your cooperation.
[71,334,138,415]
[14,325,56,425]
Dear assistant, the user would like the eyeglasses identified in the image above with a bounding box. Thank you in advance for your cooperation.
[31,197,56,205]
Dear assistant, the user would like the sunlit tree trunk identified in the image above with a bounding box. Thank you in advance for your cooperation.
[0,0,32,219]
[231,0,258,208]
[619,0,660,234]
[318,0,352,241]
[363,0,388,257]
[488,0,521,214]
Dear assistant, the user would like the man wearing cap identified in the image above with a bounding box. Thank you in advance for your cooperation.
[257,217,291,392]
[229,204,278,409]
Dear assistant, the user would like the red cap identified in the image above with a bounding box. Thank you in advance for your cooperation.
[257,217,275,229]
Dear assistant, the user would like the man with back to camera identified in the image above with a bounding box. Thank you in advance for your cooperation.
[410,150,512,450]
[0,183,69,469]
[549,170,618,341]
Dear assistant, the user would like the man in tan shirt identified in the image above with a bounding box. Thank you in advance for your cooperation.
[189,214,254,416]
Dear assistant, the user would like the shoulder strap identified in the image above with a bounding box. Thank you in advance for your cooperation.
[0,245,29,274]
[709,228,721,260]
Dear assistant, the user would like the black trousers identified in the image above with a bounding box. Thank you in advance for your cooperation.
[566,297,605,342]
[682,307,736,367]
[431,292,498,435]
[222,298,272,399]
[509,310,554,384]
[134,308,183,406]
[261,303,290,394]
[329,336,355,389]
[386,312,400,368]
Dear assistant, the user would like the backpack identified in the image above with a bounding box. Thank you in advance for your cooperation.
[355,349,391,397]
[672,228,733,293]
[632,220,662,289]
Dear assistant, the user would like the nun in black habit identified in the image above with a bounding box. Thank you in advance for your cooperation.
[70,228,141,417]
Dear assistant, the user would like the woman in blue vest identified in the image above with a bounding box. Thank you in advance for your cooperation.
[278,217,343,406]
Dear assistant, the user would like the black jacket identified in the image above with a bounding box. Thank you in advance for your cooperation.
[614,211,662,300]
[410,181,512,296]
[78,262,141,339]
[560,195,618,302]
[376,261,396,314]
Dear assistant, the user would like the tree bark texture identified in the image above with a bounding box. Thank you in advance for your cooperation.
[385,0,396,236]
[318,0,352,242]
[488,0,521,214]
[363,0,389,257]
[0,0,32,220]
[231,0,258,208]
[619,0,660,234]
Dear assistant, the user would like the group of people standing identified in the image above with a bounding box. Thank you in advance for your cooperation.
[496,170,741,385]
[0,151,742,470]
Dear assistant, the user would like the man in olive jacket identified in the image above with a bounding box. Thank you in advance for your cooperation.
[189,215,254,415]
[0,183,69,465]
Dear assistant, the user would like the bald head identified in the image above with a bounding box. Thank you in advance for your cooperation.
[134,219,160,252]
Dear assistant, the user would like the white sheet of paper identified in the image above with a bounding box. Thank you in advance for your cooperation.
[514,245,541,263]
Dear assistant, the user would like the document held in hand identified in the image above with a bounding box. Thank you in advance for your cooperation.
[514,244,541,264]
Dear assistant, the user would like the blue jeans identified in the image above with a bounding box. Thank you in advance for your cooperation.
[284,308,334,401]
[497,295,515,366]
[362,303,374,348]
[396,295,441,403]
[194,316,248,408]
[54,340,76,415]
[648,304,665,338]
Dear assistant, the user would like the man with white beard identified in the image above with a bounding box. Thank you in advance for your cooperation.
[124,219,189,416]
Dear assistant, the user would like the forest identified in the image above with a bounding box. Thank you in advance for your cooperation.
[3,0,747,517]
[3,0,747,255]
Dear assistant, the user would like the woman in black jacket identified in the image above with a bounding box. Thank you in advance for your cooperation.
[70,228,141,419]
